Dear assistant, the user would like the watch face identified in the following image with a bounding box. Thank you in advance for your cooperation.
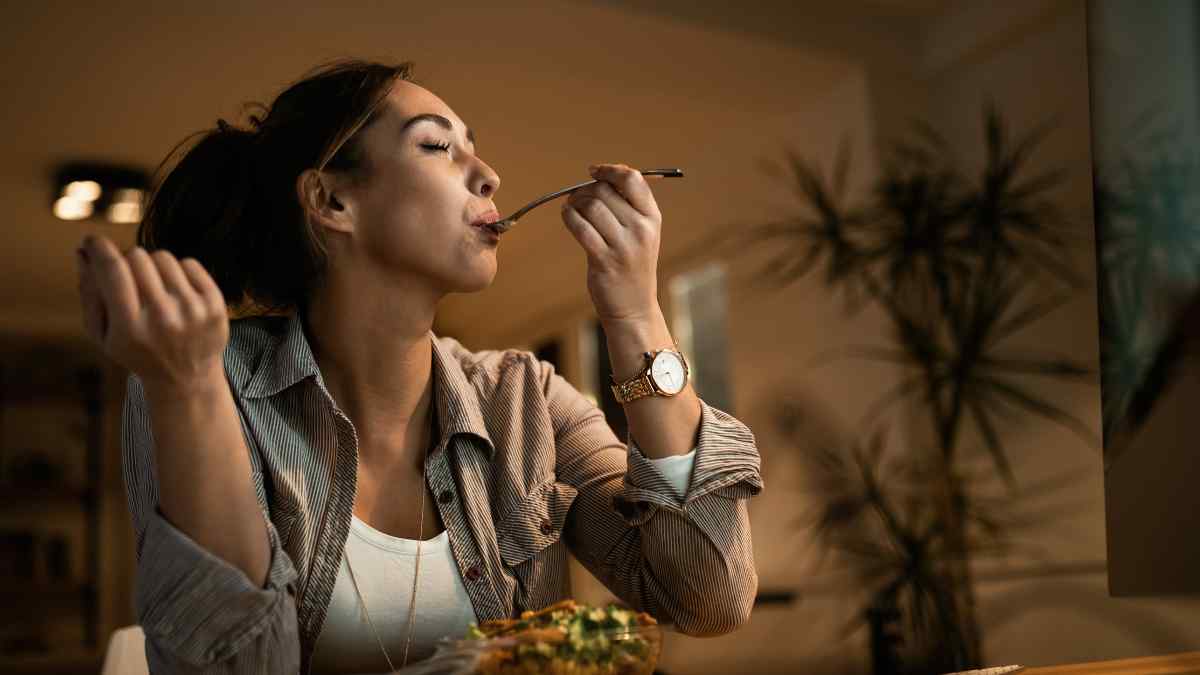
[650,351,687,395]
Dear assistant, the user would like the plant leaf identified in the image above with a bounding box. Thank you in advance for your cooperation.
[979,376,1101,447]
[964,392,1016,486]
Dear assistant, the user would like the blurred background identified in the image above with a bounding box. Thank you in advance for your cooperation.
[2,1,1199,673]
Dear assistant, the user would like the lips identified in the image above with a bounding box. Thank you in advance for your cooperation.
[469,210,502,233]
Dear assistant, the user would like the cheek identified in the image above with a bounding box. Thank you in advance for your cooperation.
[366,205,463,272]
[354,160,474,266]
[368,165,457,230]
[358,178,427,249]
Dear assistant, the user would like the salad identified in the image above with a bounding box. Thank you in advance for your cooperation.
[459,600,661,675]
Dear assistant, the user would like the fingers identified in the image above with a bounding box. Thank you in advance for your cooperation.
[561,201,610,258]
[571,164,662,249]
[151,251,194,298]
[75,237,231,386]
[78,236,223,345]
[565,188,627,252]
[587,163,661,219]
[151,251,207,323]
[588,182,642,229]
[82,235,140,331]
[179,258,227,316]
[127,248,169,310]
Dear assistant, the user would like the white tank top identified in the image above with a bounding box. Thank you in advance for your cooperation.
[310,450,696,674]
[310,516,477,675]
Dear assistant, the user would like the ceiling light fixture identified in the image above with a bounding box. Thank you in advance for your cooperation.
[51,162,149,224]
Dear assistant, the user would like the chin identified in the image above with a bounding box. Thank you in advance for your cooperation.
[456,261,497,293]
[459,277,494,293]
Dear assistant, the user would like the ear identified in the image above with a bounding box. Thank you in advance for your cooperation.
[296,169,354,234]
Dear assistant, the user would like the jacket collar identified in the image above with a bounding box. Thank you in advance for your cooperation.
[241,312,320,400]
[241,312,494,456]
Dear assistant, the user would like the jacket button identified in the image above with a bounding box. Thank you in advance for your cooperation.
[438,490,454,505]
[539,519,554,535]
[464,565,483,582]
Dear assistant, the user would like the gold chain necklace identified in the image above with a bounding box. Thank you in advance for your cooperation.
[343,404,434,671]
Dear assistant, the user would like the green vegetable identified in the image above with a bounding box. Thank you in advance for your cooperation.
[464,602,651,665]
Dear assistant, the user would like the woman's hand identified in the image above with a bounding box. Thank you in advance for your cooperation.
[561,163,664,324]
[76,234,229,394]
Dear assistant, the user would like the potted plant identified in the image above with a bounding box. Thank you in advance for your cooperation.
[742,108,1097,673]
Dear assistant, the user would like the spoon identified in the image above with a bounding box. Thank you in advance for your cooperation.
[489,168,684,233]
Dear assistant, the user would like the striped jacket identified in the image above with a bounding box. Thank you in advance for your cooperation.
[122,312,763,673]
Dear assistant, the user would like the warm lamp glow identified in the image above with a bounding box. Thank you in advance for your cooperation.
[51,163,149,224]
[54,196,94,220]
[107,201,142,224]
[106,188,144,223]
[63,180,101,202]
[113,188,143,203]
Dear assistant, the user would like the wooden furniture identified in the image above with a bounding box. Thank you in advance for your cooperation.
[1022,651,1200,674]
[0,338,108,673]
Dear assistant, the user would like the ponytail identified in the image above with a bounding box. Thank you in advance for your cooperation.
[136,59,415,316]
[139,119,263,310]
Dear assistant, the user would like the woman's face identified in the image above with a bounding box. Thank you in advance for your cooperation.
[333,80,502,295]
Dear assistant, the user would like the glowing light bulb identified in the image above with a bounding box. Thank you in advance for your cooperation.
[54,196,94,220]
[113,188,144,204]
[63,180,101,202]
[107,201,142,224]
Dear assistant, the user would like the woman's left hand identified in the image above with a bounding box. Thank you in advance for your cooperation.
[561,163,664,325]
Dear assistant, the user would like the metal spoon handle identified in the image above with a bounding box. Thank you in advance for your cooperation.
[492,168,684,232]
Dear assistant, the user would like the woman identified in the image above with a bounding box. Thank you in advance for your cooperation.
[76,60,762,674]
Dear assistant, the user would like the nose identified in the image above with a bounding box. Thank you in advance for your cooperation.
[473,158,500,199]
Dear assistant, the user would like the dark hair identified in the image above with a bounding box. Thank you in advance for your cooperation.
[137,59,415,316]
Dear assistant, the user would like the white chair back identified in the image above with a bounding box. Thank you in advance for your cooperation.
[100,626,148,675]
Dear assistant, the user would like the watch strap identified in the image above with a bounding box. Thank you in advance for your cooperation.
[611,370,656,404]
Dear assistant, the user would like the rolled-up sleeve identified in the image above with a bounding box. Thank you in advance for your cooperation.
[641,449,696,502]
[618,402,763,521]
[121,374,301,673]
[541,360,763,637]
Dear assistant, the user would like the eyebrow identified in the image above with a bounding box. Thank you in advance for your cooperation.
[401,113,476,146]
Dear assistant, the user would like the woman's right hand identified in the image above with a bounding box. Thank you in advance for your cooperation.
[76,234,229,393]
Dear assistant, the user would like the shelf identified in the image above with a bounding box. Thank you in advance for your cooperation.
[0,483,93,504]
[0,480,93,502]
[0,364,102,408]
[0,391,100,409]
[0,341,108,656]
[0,648,103,675]
[0,581,94,611]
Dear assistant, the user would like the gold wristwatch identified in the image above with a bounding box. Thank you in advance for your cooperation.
[610,346,690,404]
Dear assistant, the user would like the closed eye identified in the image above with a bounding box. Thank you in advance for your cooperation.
[421,142,451,153]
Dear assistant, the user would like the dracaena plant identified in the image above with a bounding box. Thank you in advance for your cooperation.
[744,107,1097,674]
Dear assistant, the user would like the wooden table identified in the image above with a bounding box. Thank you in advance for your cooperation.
[1020,651,1200,674]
